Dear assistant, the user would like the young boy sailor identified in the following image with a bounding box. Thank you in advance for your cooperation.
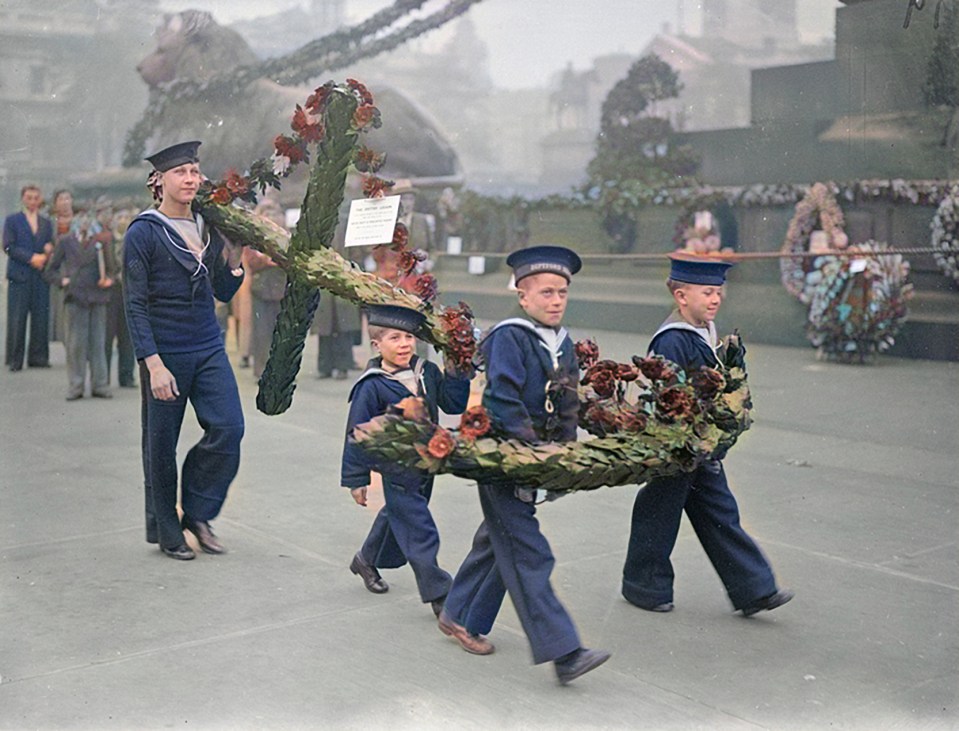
[438,245,611,685]
[341,304,470,616]
[622,253,793,616]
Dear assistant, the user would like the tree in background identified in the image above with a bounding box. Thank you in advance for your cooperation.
[588,54,699,252]
[924,0,959,108]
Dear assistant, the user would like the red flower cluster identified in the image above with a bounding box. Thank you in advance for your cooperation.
[223,169,250,197]
[347,78,374,106]
[392,222,409,249]
[210,186,233,205]
[355,146,386,173]
[305,82,334,114]
[352,104,378,130]
[274,134,306,164]
[427,428,455,459]
[439,302,477,372]
[617,410,648,433]
[412,273,438,302]
[617,363,639,382]
[459,406,491,440]
[582,360,621,399]
[574,339,599,369]
[291,105,324,144]
[397,249,419,277]
[583,404,619,434]
[690,367,725,400]
[363,175,393,198]
[656,387,694,421]
[634,356,676,383]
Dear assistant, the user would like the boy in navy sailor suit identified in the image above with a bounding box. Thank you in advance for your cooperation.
[124,140,246,561]
[341,304,470,616]
[438,245,611,686]
[622,253,793,616]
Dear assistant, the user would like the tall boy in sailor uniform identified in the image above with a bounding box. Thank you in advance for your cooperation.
[438,245,611,686]
[622,253,793,615]
[124,140,246,560]
[341,304,470,616]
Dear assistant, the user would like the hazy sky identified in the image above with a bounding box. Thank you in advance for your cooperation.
[158,0,840,89]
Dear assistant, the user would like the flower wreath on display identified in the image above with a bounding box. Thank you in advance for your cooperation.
[804,240,913,362]
[351,336,753,494]
[780,182,849,302]
[671,191,729,252]
[931,184,959,285]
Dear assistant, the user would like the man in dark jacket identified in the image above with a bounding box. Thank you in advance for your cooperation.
[124,140,245,561]
[438,246,611,685]
[3,184,53,371]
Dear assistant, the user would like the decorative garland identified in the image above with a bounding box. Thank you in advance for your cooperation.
[780,183,849,301]
[352,336,752,492]
[931,184,959,284]
[124,0,485,166]
[187,79,478,415]
[804,241,914,362]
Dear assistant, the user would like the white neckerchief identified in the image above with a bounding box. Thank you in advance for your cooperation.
[350,359,426,400]
[490,317,567,371]
[141,209,210,278]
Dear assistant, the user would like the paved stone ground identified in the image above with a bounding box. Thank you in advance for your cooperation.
[1,307,957,730]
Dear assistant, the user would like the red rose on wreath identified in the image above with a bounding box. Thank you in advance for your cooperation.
[412,273,438,301]
[616,410,648,433]
[211,186,233,205]
[305,82,333,113]
[634,356,676,383]
[459,406,491,440]
[392,222,409,248]
[617,363,639,382]
[291,105,324,143]
[354,146,386,173]
[223,169,249,197]
[656,387,694,420]
[274,134,306,164]
[363,176,392,198]
[352,104,378,130]
[574,339,600,369]
[690,368,725,400]
[584,404,619,433]
[427,428,455,459]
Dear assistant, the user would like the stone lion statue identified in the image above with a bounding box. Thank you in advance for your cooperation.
[138,10,461,191]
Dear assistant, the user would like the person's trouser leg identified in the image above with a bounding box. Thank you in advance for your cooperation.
[444,519,507,636]
[477,484,581,664]
[6,281,29,369]
[179,348,244,523]
[139,361,158,543]
[684,463,777,610]
[380,478,451,602]
[64,302,88,396]
[26,275,49,367]
[89,303,109,393]
[622,473,691,608]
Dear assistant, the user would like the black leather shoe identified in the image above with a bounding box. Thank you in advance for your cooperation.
[741,589,794,617]
[554,647,611,685]
[182,517,226,554]
[350,552,388,593]
[161,543,196,560]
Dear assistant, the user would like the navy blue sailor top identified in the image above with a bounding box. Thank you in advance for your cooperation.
[123,210,243,360]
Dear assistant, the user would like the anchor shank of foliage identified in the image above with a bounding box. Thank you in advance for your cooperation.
[256,89,360,415]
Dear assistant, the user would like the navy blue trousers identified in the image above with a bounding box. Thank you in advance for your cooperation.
[360,476,451,603]
[5,276,50,368]
[443,483,581,665]
[139,347,244,549]
[622,461,777,611]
